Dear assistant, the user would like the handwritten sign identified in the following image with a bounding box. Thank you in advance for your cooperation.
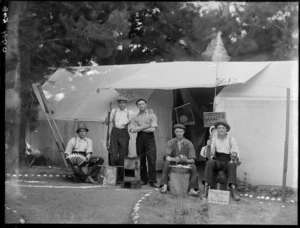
[207,189,230,205]
[203,112,226,127]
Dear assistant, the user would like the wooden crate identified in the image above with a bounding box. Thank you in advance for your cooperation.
[123,156,140,183]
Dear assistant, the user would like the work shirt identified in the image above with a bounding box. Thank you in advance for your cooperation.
[64,137,93,156]
[200,134,240,160]
[163,137,196,161]
[109,108,135,129]
[130,109,158,132]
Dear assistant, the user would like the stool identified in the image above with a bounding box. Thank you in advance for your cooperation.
[211,170,228,190]
[169,166,191,196]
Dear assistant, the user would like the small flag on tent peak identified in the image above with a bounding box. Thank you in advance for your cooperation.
[201,31,231,62]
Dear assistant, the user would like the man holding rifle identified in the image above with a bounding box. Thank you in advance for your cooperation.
[105,96,135,184]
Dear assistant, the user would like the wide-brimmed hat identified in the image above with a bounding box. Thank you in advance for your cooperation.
[214,119,230,132]
[173,123,186,130]
[116,96,128,102]
[76,122,89,133]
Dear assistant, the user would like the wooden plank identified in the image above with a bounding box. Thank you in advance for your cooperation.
[32,84,70,171]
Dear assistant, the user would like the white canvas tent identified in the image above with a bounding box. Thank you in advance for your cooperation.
[215,61,298,189]
[28,61,298,188]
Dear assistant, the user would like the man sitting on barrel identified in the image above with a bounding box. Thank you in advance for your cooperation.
[200,119,241,201]
[64,122,104,184]
[159,124,200,196]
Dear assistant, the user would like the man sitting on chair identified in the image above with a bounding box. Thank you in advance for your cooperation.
[200,119,241,201]
[159,124,200,196]
[64,123,104,184]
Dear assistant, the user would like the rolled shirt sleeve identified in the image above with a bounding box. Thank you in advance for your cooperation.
[163,140,173,161]
[187,141,196,160]
[86,138,93,154]
[150,113,158,128]
[64,138,75,156]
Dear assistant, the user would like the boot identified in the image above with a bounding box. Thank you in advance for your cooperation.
[201,184,209,199]
[86,176,98,184]
[230,187,240,201]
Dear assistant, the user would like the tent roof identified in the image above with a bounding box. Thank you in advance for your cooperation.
[217,61,298,99]
[96,61,270,89]
[41,61,296,120]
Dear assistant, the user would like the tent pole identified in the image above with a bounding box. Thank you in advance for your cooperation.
[213,61,219,112]
[281,88,290,202]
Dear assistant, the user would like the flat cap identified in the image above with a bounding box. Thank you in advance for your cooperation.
[173,123,186,130]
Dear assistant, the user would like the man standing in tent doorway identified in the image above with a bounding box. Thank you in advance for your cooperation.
[130,98,159,188]
[64,122,104,184]
[105,96,135,184]
[200,119,241,201]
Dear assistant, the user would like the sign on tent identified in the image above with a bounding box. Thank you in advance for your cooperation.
[203,112,226,127]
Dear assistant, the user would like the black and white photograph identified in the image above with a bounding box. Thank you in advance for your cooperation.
[4,1,298,225]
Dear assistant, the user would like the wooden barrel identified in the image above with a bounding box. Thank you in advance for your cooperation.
[169,166,191,196]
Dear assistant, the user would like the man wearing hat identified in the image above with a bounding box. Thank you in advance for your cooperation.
[104,96,135,184]
[200,119,241,201]
[64,122,104,184]
[159,124,200,196]
[130,98,159,188]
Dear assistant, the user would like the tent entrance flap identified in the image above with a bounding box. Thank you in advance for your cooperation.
[173,88,222,159]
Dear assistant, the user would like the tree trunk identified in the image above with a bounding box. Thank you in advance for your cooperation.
[5,1,28,172]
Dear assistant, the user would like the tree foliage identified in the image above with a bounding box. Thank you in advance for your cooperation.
[5,1,298,162]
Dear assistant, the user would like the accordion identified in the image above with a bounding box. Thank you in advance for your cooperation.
[67,153,87,167]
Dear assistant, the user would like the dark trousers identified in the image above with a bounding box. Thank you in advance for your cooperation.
[71,155,104,182]
[110,127,130,181]
[202,152,237,187]
[136,132,157,183]
[160,161,199,190]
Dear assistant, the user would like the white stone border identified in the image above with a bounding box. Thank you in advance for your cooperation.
[5,204,26,224]
[5,182,107,189]
[130,188,158,224]
[6,173,72,178]
[239,193,296,205]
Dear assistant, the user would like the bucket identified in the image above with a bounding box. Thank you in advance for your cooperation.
[169,166,191,196]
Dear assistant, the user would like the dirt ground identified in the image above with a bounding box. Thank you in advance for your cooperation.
[137,188,298,225]
[5,165,298,224]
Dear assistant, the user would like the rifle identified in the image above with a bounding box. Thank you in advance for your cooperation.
[106,102,113,166]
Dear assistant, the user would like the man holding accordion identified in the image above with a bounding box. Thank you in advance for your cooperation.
[64,123,104,184]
